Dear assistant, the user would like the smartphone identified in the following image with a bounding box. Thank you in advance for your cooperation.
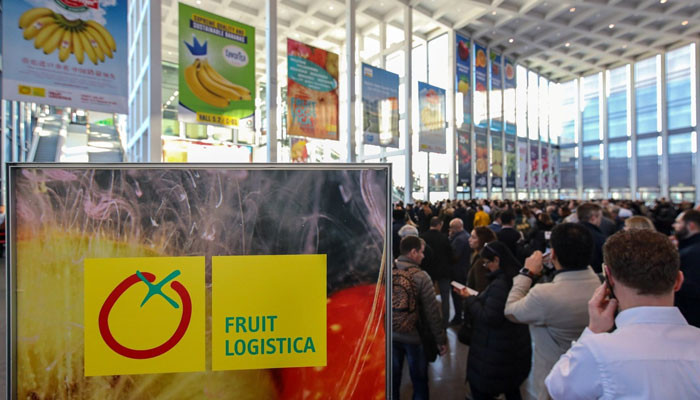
[604,276,617,300]
[544,231,552,240]
[452,281,479,295]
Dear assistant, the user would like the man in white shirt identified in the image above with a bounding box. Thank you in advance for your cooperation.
[505,223,601,400]
[545,229,700,399]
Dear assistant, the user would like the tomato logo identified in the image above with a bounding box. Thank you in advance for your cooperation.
[98,269,192,359]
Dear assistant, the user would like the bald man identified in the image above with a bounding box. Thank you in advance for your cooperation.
[448,218,471,325]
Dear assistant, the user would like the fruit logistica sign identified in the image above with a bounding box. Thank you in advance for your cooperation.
[178,3,256,127]
[2,0,128,112]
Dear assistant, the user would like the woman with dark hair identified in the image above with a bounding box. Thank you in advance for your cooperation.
[467,227,497,292]
[456,241,532,400]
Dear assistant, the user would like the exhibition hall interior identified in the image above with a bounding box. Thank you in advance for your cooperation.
[2,0,700,399]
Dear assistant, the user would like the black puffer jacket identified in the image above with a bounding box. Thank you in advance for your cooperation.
[464,269,532,395]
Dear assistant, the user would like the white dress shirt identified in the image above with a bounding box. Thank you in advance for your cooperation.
[545,306,700,399]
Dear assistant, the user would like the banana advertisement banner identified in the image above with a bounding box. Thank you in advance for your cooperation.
[505,136,516,188]
[491,134,503,187]
[361,63,400,148]
[456,34,471,128]
[418,81,446,154]
[475,129,488,188]
[178,3,255,127]
[474,42,488,129]
[504,57,517,135]
[287,39,340,140]
[2,0,127,113]
[9,165,389,399]
[457,128,472,187]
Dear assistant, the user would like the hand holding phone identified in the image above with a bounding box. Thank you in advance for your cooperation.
[451,281,479,296]
[587,282,618,333]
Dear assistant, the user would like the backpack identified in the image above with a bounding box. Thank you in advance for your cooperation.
[392,266,421,333]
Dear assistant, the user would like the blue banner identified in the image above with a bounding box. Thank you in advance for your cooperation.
[361,63,399,147]
[504,57,517,135]
[474,42,488,129]
[456,34,471,127]
[489,51,503,132]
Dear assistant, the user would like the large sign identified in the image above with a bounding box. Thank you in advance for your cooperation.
[505,136,516,188]
[518,139,528,188]
[489,51,503,132]
[9,165,389,399]
[530,140,540,189]
[541,145,550,189]
[287,39,339,140]
[474,42,488,129]
[456,34,471,127]
[418,81,446,153]
[475,129,488,188]
[504,57,517,135]
[178,3,255,127]
[361,63,400,147]
[491,134,503,188]
[457,128,471,187]
[2,0,128,112]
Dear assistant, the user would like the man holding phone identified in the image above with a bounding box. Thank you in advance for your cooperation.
[545,230,700,399]
[504,223,600,400]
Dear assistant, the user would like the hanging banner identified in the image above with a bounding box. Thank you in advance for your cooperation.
[541,144,550,189]
[505,136,516,188]
[530,140,540,189]
[552,148,560,189]
[9,165,389,399]
[518,139,528,188]
[2,0,128,113]
[489,51,503,132]
[361,63,399,147]
[475,129,488,188]
[457,128,472,187]
[474,42,488,129]
[456,34,471,127]
[491,135,503,188]
[418,81,446,153]
[504,58,516,135]
[178,3,255,127]
[287,39,339,140]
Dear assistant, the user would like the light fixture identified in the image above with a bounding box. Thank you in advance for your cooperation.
[565,42,570,47]
[196,0,201,4]
[492,11,497,15]
[329,5,334,10]
[622,44,627,49]
[682,20,689,26]
[569,7,576,12]
[660,0,667,3]
[609,24,615,29]
[174,91,179,96]
[509,38,514,43]
[168,51,172,55]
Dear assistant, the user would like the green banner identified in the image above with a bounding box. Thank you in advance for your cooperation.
[178,3,255,127]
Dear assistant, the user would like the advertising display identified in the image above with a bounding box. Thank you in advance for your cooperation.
[474,42,488,129]
[361,63,400,147]
[178,4,255,127]
[475,129,488,188]
[456,34,471,127]
[2,0,128,113]
[291,137,310,162]
[541,145,550,189]
[504,57,517,135]
[491,134,503,188]
[287,39,340,140]
[489,51,503,132]
[8,165,389,399]
[418,81,447,153]
[457,128,471,187]
[518,140,528,188]
[552,148,560,189]
[530,140,540,189]
[505,136,516,188]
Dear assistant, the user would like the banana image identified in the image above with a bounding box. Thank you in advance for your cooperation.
[197,65,241,101]
[19,7,53,29]
[201,60,252,100]
[19,7,118,64]
[184,60,229,108]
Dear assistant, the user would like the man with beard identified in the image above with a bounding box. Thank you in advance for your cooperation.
[672,210,700,327]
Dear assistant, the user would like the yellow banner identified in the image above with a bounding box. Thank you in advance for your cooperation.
[212,255,327,371]
[196,112,239,126]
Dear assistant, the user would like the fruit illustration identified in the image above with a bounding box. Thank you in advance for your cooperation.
[458,79,469,94]
[18,7,117,65]
[476,50,487,68]
[458,40,469,61]
[184,58,252,108]
[505,63,515,80]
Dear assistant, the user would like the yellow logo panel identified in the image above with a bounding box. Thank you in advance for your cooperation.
[84,257,205,376]
[212,255,327,371]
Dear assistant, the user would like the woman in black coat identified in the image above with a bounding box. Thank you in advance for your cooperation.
[455,241,532,400]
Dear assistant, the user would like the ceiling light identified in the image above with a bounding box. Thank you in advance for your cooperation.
[660,0,667,3]
[168,51,172,55]
[622,44,627,49]
[509,38,514,43]
[196,0,200,3]
[329,5,334,10]
[565,42,570,47]
[174,91,179,96]
[492,11,497,15]
[681,20,689,26]
[609,24,615,29]
[569,7,576,12]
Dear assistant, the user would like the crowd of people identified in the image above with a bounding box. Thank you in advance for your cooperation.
[391,198,700,400]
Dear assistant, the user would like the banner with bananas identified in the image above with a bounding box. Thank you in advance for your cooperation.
[287,39,340,140]
[491,134,503,188]
[178,3,255,127]
[2,0,127,113]
[417,81,446,154]
[475,129,488,188]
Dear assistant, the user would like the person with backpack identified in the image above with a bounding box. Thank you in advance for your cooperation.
[392,236,447,400]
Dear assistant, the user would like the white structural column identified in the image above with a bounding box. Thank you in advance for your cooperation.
[630,63,638,198]
[266,0,278,162]
[602,71,609,198]
[403,6,413,204]
[660,51,669,198]
[577,77,584,199]
[695,40,700,202]
[346,0,356,163]
[448,32,456,199]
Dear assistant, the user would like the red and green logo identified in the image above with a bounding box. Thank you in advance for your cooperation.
[54,0,99,12]
[98,269,192,359]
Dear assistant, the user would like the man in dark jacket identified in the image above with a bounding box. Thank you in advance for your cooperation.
[392,236,447,400]
[577,203,606,273]
[448,218,471,325]
[497,210,522,259]
[393,209,407,260]
[673,210,700,328]
[421,216,454,329]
